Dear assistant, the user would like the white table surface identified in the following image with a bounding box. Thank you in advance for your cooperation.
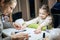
[2,28,48,40]
[2,28,60,40]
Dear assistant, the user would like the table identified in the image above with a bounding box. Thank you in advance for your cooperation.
[2,28,50,40]
[2,28,60,40]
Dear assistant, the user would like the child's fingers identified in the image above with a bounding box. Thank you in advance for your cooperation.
[21,26,26,30]
[13,23,21,30]
[34,29,41,34]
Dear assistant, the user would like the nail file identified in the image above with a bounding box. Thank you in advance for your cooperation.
[15,30,26,34]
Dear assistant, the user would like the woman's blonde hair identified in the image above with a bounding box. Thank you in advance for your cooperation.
[0,0,17,6]
[0,0,17,22]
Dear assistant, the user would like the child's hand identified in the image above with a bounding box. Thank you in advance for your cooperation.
[13,22,22,30]
[34,29,41,34]
[21,25,26,30]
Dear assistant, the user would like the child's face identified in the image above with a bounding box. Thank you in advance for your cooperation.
[39,9,48,19]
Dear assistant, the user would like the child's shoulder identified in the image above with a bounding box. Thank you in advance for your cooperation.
[46,16,52,19]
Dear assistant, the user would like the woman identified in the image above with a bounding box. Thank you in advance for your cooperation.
[0,0,18,40]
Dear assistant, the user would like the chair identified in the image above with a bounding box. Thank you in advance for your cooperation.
[51,2,60,28]
[12,12,22,22]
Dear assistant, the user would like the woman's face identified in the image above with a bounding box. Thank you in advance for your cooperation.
[39,9,48,19]
[2,3,16,15]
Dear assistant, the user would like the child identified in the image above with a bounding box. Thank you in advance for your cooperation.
[13,5,53,34]
[34,5,53,34]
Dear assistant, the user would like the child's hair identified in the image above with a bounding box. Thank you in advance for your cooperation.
[40,4,51,15]
[41,5,49,12]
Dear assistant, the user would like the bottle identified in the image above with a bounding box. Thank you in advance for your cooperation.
[42,33,49,40]
[46,26,50,33]
[42,33,45,40]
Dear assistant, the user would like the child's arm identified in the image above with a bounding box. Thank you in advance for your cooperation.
[16,17,38,30]
[37,16,52,30]
[13,17,38,30]
[24,17,39,27]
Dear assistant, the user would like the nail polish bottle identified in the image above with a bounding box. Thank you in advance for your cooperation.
[42,33,49,40]
[46,26,49,33]
[42,33,45,40]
